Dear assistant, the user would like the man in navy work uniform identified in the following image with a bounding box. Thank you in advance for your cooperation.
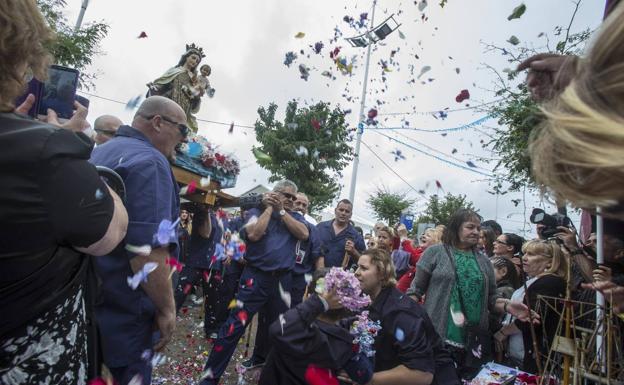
[243,191,321,369]
[316,199,366,268]
[290,192,321,305]
[199,180,309,385]
[90,96,188,385]
[173,207,222,337]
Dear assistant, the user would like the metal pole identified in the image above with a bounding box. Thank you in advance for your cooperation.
[348,0,377,205]
[596,206,605,373]
[74,0,90,31]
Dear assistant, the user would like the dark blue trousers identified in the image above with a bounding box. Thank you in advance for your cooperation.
[199,266,292,385]
[204,270,241,335]
[251,272,307,361]
[109,359,152,385]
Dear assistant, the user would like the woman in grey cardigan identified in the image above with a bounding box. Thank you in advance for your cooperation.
[407,209,533,379]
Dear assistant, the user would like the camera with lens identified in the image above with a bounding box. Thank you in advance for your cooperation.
[529,208,571,238]
[238,193,265,211]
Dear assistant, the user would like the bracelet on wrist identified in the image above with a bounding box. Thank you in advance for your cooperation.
[503,300,509,313]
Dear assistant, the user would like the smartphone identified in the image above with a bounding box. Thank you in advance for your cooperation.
[37,65,80,120]
[75,94,90,109]
[14,78,43,118]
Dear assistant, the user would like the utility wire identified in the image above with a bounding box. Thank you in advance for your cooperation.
[385,128,492,173]
[366,115,491,132]
[360,139,423,197]
[77,90,256,130]
[371,130,494,177]
[375,99,504,116]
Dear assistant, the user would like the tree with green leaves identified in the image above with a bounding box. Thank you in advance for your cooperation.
[37,0,109,88]
[253,100,353,212]
[480,0,591,195]
[367,186,416,226]
[416,193,476,226]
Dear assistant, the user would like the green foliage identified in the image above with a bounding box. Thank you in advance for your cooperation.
[486,85,542,193]
[481,0,591,194]
[37,0,109,88]
[416,193,476,226]
[366,186,415,225]
[253,100,353,212]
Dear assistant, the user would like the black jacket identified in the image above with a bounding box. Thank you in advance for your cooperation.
[259,295,373,385]
[369,287,460,385]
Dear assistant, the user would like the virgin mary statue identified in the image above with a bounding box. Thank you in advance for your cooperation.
[147,43,206,132]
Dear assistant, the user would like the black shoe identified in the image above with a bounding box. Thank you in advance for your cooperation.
[241,357,265,369]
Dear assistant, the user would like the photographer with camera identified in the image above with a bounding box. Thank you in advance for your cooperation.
[0,2,129,384]
[200,180,309,385]
[529,209,599,292]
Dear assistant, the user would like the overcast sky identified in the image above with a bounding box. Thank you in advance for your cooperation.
[61,0,604,236]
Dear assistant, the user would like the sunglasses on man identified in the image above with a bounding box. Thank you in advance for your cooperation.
[277,191,297,202]
[139,114,189,139]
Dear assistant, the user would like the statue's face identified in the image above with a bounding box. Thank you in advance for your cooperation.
[185,54,200,69]
[200,66,211,77]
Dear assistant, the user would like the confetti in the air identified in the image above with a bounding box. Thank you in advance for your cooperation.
[125,244,152,256]
[455,89,470,103]
[127,262,158,289]
[279,281,292,308]
[295,146,309,157]
[507,3,527,20]
[395,327,405,342]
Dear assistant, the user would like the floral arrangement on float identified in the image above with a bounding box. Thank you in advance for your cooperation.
[175,134,240,188]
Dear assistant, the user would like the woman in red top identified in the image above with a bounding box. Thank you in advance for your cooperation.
[396,226,444,292]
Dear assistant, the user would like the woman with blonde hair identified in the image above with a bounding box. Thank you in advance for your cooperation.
[494,239,567,372]
[529,2,624,217]
[0,1,128,383]
[396,226,443,293]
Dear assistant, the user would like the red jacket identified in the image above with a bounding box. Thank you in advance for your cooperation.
[396,241,424,293]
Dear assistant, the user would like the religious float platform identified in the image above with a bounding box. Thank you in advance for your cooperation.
[173,134,240,207]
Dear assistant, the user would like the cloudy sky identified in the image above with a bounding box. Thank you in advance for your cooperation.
[61,0,604,235]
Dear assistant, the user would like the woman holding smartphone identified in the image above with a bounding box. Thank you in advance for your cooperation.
[0,2,128,384]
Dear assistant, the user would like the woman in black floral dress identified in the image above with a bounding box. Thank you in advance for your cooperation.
[0,2,128,384]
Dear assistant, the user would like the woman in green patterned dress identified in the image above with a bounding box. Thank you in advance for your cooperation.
[407,209,534,380]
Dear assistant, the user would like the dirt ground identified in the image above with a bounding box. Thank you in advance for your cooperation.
[152,304,263,385]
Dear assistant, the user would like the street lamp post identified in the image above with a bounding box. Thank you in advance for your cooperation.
[74,0,90,31]
[346,3,400,205]
[348,0,377,205]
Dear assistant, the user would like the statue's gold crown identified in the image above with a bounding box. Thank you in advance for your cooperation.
[185,43,206,58]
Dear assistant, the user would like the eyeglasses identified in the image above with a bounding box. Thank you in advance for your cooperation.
[95,128,117,137]
[140,114,189,139]
[277,191,297,201]
[494,239,509,246]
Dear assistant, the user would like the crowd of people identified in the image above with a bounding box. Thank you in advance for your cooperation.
[2,1,624,385]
